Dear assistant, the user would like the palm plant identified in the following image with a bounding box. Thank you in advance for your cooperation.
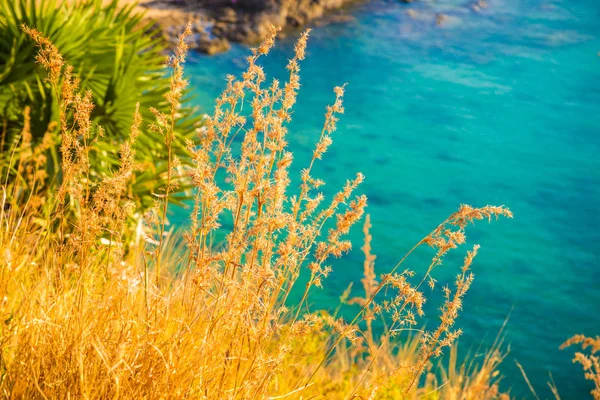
[0,0,201,212]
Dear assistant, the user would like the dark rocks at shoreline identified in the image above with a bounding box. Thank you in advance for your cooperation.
[142,0,486,54]
[166,21,231,54]
[138,0,361,54]
[209,0,353,42]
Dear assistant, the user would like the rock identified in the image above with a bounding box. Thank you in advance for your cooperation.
[197,36,231,55]
[179,29,231,55]
[471,0,487,12]
[192,20,205,33]
[435,13,447,26]
[217,7,238,23]
[137,0,368,54]
[286,15,301,27]
[435,13,461,28]
[212,21,228,36]
[248,12,286,42]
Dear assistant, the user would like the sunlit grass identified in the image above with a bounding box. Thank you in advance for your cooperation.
[0,23,520,399]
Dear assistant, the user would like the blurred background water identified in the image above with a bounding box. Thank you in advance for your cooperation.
[182,0,600,397]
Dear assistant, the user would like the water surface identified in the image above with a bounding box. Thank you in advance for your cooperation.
[184,0,600,397]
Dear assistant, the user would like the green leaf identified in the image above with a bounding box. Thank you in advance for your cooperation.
[0,0,203,217]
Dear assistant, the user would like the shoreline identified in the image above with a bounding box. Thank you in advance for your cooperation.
[105,0,487,55]
[124,0,364,54]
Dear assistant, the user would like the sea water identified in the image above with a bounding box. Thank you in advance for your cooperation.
[183,0,600,397]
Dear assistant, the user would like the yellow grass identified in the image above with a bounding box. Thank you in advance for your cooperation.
[560,335,600,400]
[0,23,517,399]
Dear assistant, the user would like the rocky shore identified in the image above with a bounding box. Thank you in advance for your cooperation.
[132,0,361,54]
[112,0,491,54]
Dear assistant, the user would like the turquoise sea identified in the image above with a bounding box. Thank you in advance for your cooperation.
[183,0,600,397]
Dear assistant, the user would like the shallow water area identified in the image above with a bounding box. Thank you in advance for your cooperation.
[183,0,600,397]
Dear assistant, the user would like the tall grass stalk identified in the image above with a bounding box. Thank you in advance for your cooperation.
[0,24,514,399]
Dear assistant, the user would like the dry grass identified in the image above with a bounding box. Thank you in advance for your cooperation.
[0,23,515,399]
[560,335,600,400]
